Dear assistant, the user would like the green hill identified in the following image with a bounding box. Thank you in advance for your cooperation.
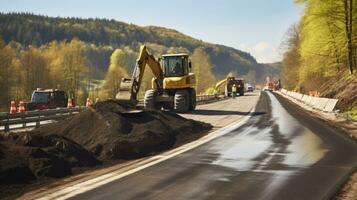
[0,12,280,83]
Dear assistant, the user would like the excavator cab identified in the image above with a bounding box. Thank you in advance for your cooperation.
[161,54,191,77]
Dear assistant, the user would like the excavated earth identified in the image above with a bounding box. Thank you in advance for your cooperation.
[0,100,212,199]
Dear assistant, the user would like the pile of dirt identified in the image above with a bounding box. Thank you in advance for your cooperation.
[0,100,212,199]
[0,132,100,184]
[34,100,212,159]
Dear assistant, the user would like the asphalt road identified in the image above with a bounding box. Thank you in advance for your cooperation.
[180,92,259,128]
[36,92,357,200]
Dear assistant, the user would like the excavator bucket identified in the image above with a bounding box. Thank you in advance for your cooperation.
[116,78,136,105]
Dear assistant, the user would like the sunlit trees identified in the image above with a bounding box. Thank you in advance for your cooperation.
[0,38,17,108]
[281,24,301,90]
[282,0,357,92]
[100,49,128,99]
[48,38,89,102]
[20,47,50,97]
[191,47,216,94]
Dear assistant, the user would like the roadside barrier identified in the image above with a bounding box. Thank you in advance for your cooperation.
[10,101,17,114]
[0,106,86,132]
[18,101,25,113]
[279,89,338,112]
[1,94,223,132]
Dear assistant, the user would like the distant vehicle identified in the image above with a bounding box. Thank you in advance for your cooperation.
[25,88,69,110]
[246,85,254,92]
[263,80,274,91]
[225,77,244,96]
[215,77,244,97]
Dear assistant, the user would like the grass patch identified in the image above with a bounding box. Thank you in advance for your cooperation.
[343,106,357,121]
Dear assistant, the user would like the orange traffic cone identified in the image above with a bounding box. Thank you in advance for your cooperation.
[86,98,92,107]
[10,101,17,114]
[18,101,25,113]
[67,98,73,108]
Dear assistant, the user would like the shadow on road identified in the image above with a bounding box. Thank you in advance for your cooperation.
[187,109,265,116]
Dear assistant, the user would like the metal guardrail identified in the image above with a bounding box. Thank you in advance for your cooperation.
[0,107,86,132]
[0,95,219,132]
[196,94,217,102]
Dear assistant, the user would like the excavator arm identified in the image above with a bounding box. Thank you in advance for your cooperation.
[116,45,164,105]
[215,78,227,93]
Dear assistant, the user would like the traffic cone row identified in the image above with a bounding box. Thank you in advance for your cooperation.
[9,100,26,113]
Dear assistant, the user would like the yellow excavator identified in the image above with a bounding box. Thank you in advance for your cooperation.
[116,45,196,112]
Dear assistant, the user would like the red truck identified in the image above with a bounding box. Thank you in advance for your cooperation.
[25,89,71,110]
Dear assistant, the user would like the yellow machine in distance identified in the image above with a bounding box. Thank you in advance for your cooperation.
[215,76,245,96]
[116,45,196,112]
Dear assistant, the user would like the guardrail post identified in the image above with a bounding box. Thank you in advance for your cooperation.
[5,113,10,132]
[36,110,40,128]
[22,113,26,128]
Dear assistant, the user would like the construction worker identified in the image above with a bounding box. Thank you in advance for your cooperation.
[232,84,237,98]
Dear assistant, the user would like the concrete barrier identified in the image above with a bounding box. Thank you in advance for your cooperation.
[315,98,330,111]
[305,96,313,105]
[301,95,308,102]
[310,97,320,107]
[324,99,339,112]
[278,89,338,112]
[296,93,304,101]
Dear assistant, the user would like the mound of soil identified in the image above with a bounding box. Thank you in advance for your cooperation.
[0,133,100,184]
[34,100,212,159]
[0,100,212,199]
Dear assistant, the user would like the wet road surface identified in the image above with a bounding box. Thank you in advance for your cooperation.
[70,92,357,200]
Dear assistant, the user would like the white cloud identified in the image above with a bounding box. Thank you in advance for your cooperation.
[239,42,281,63]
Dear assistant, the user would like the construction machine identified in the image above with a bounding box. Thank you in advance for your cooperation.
[215,77,244,96]
[116,45,196,112]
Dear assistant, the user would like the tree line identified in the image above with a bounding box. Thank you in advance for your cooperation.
[282,0,356,92]
[0,13,280,84]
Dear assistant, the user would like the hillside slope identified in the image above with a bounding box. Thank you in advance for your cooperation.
[0,13,280,83]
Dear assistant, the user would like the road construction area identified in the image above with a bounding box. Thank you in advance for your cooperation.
[14,91,357,200]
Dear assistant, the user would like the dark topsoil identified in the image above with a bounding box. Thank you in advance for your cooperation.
[0,100,212,199]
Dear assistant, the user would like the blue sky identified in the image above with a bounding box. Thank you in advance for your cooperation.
[0,0,303,63]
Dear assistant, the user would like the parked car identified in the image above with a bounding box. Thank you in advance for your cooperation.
[25,88,70,110]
